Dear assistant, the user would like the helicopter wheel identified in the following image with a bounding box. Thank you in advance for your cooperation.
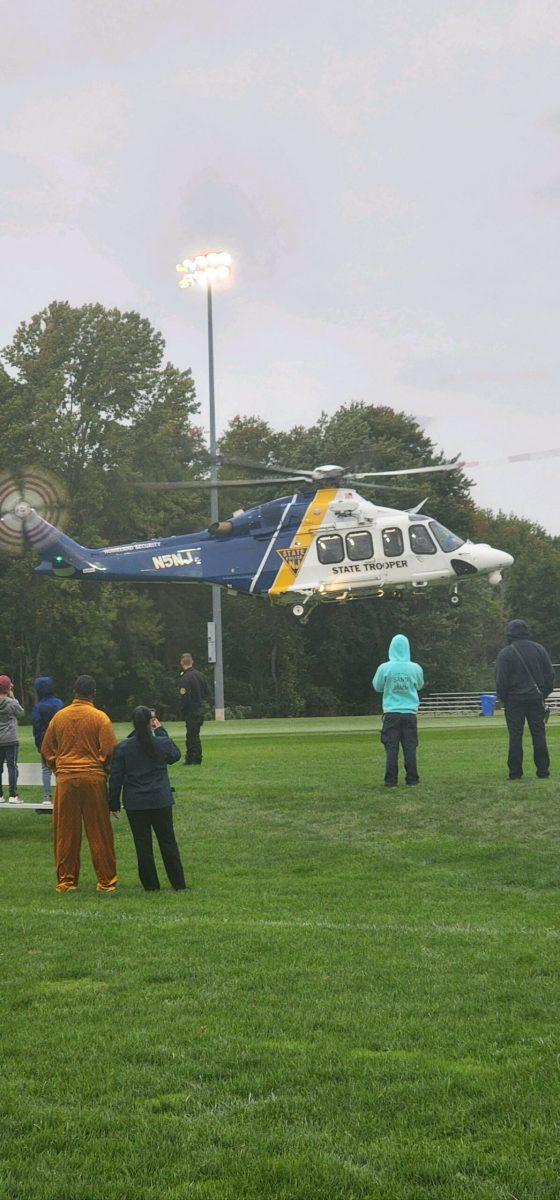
[449,591,461,607]
[292,604,305,618]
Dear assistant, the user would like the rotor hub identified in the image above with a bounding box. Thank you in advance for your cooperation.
[310,464,345,482]
[13,501,32,520]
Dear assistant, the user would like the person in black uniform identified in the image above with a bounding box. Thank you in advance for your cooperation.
[109,706,187,891]
[495,618,555,780]
[178,652,211,766]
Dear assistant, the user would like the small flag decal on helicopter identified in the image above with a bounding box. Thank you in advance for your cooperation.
[276,546,308,574]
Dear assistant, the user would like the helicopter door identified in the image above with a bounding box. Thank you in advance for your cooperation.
[382,527,405,558]
[407,522,441,574]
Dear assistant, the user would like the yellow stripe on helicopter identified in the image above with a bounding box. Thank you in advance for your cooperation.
[269,488,338,596]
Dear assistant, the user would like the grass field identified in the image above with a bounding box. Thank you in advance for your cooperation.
[1,718,559,1199]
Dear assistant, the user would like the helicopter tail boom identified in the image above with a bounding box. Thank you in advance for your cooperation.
[13,507,100,574]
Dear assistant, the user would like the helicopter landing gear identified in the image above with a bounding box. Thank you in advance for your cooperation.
[449,585,461,607]
[291,596,318,624]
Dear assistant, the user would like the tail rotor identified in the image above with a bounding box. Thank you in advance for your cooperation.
[0,468,68,556]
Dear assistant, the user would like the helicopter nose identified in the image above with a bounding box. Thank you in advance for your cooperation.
[468,544,514,573]
[496,549,514,569]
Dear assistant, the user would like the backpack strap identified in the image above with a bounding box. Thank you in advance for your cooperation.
[510,643,543,700]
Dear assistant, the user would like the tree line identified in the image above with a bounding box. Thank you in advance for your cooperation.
[1,301,558,719]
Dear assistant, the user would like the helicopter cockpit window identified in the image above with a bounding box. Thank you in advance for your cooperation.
[382,527,404,557]
[408,523,437,555]
[346,531,373,561]
[317,534,344,564]
[428,521,465,553]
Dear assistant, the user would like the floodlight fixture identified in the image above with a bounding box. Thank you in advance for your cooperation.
[176,249,232,288]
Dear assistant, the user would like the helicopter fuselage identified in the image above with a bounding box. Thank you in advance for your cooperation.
[30,486,514,616]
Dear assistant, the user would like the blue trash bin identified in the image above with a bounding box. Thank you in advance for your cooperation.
[480,693,496,717]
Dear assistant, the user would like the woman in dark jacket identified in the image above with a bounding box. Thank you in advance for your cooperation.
[109,706,187,891]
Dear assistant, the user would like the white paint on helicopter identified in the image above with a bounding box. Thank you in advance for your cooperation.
[151,548,202,570]
[102,541,162,554]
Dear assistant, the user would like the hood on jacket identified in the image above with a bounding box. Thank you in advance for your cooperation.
[34,676,55,698]
[506,619,531,643]
[388,634,411,662]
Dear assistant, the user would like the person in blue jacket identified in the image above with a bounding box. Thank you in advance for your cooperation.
[109,706,187,891]
[31,676,64,803]
[373,634,425,787]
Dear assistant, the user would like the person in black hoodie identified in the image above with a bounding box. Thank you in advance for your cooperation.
[32,676,64,804]
[495,619,555,780]
[109,706,187,891]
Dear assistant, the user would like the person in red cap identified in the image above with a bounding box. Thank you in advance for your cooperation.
[0,675,24,803]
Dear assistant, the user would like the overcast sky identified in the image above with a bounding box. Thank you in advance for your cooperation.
[2,1,560,531]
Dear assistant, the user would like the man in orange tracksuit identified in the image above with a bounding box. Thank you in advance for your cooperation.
[41,675,118,893]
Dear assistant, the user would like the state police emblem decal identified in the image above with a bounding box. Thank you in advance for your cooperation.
[276,546,308,574]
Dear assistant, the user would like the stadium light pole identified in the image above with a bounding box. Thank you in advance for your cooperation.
[176,249,232,722]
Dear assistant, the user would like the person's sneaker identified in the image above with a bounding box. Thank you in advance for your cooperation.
[8,796,21,803]
[384,782,398,788]
[41,797,52,806]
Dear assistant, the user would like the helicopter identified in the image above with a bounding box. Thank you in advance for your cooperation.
[0,459,515,622]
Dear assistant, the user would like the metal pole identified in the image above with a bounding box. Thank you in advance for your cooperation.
[207,282,225,721]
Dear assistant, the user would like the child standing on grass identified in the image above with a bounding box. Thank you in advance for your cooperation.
[0,674,24,803]
[373,635,424,788]
[32,676,64,804]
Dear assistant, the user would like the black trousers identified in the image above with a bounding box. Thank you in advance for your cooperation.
[381,714,419,785]
[185,714,203,764]
[126,806,187,891]
[504,694,550,778]
[0,743,18,797]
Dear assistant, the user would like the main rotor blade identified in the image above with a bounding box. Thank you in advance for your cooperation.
[350,462,462,480]
[354,481,424,493]
[135,476,418,495]
[352,445,560,480]
[462,448,560,468]
[217,456,314,479]
[134,476,308,491]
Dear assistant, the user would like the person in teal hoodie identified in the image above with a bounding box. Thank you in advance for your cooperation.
[373,634,424,787]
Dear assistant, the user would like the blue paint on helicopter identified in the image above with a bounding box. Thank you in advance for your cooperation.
[32,491,308,596]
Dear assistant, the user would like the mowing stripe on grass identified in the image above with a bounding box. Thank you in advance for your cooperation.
[7,905,560,939]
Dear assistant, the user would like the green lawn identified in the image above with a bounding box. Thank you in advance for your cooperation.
[1,720,559,1199]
